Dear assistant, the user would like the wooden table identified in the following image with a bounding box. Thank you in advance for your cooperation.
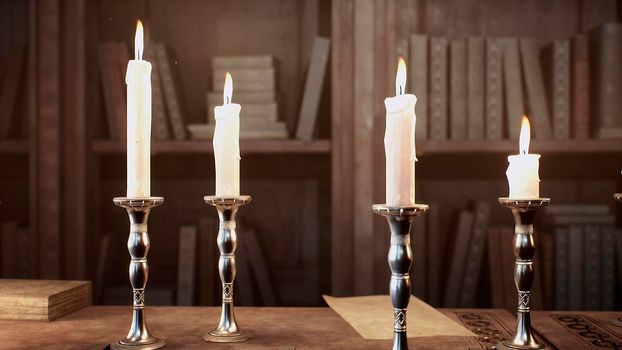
[0,307,619,349]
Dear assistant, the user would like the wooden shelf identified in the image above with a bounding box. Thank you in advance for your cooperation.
[418,139,622,155]
[92,139,331,155]
[0,141,29,154]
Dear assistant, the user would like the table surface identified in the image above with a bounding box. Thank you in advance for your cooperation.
[0,306,620,349]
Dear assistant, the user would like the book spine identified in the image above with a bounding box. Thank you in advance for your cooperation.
[413,211,427,299]
[583,226,601,310]
[467,37,485,140]
[443,211,474,308]
[198,218,217,306]
[296,37,330,140]
[567,226,584,310]
[145,47,171,140]
[115,42,129,139]
[591,23,622,138]
[601,227,615,310]
[97,43,121,140]
[155,43,188,140]
[502,38,524,139]
[459,202,490,308]
[551,39,571,140]
[555,227,569,310]
[520,38,552,139]
[501,226,516,311]
[427,201,440,307]
[410,35,428,140]
[177,226,197,306]
[450,39,467,140]
[487,227,505,308]
[429,36,448,140]
[485,38,503,140]
[572,34,590,139]
[539,231,555,310]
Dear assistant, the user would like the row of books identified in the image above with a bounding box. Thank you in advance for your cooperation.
[0,47,25,140]
[410,22,622,141]
[98,42,188,141]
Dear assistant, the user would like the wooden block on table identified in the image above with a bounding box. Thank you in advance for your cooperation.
[188,122,289,139]
[572,34,590,139]
[502,38,524,139]
[449,39,467,140]
[467,37,485,140]
[1,222,17,277]
[97,42,125,140]
[590,23,622,139]
[144,46,171,140]
[296,37,330,140]
[583,226,601,310]
[0,48,25,139]
[429,36,448,140]
[459,202,490,308]
[532,311,622,350]
[198,217,217,306]
[154,43,188,140]
[0,280,91,321]
[568,226,584,310]
[213,68,275,92]
[177,226,197,306]
[212,55,273,69]
[410,35,428,140]
[520,38,552,139]
[486,38,503,140]
[444,210,474,308]
[208,101,278,123]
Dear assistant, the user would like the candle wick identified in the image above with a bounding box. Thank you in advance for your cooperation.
[399,86,403,96]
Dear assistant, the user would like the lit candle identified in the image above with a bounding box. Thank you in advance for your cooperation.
[384,57,417,206]
[213,72,241,196]
[506,116,541,199]
[126,20,152,198]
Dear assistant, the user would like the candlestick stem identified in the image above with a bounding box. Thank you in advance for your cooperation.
[202,195,252,343]
[373,203,429,350]
[497,198,550,350]
[111,197,166,350]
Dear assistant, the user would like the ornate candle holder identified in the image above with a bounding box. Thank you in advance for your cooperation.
[497,198,550,350]
[202,195,252,343]
[111,197,166,350]
[372,203,429,350]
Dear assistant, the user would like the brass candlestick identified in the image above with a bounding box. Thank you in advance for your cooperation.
[372,203,429,350]
[202,195,252,343]
[497,198,550,350]
[111,197,166,350]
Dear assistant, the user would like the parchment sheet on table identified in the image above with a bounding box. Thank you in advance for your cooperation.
[323,295,474,339]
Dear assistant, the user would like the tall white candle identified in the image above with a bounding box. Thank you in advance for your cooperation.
[213,72,241,196]
[506,116,540,199]
[384,57,417,206]
[126,20,152,198]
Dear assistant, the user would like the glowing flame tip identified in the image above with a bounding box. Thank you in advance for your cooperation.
[223,72,233,104]
[134,20,144,60]
[519,116,531,154]
[396,57,407,96]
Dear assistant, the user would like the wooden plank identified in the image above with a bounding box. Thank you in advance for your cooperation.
[36,0,61,279]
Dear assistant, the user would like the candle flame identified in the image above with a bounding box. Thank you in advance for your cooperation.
[519,116,531,154]
[134,20,144,60]
[223,72,233,104]
[396,57,406,96]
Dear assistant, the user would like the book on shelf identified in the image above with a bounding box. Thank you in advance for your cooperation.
[198,217,218,306]
[443,210,474,308]
[590,23,622,139]
[207,90,275,105]
[458,202,490,308]
[154,42,188,140]
[554,227,569,310]
[539,231,555,310]
[500,226,516,311]
[583,226,601,310]
[115,42,130,140]
[144,46,172,140]
[212,55,273,69]
[0,47,25,140]
[502,38,524,139]
[542,39,571,140]
[485,38,503,140]
[426,201,440,307]
[412,209,427,300]
[410,35,428,140]
[0,279,91,321]
[601,227,615,310]
[296,37,330,141]
[449,39,467,140]
[177,226,197,306]
[467,37,485,140]
[520,38,552,139]
[567,226,584,310]
[207,101,278,122]
[241,224,277,306]
[97,42,125,140]
[486,227,504,308]
[429,36,448,140]
[571,34,590,139]
[213,67,276,92]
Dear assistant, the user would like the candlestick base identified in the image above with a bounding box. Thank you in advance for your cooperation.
[202,195,253,343]
[372,203,429,350]
[497,197,550,350]
[111,197,166,350]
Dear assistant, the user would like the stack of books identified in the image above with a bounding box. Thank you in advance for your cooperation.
[188,55,288,139]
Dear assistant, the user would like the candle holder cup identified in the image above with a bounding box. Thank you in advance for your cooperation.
[496,197,550,350]
[202,195,252,343]
[372,203,429,350]
[111,197,166,350]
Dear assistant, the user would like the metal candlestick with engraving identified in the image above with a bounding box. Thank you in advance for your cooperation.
[203,195,252,343]
[612,193,622,327]
[496,197,550,350]
[111,197,166,350]
[372,203,429,350]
